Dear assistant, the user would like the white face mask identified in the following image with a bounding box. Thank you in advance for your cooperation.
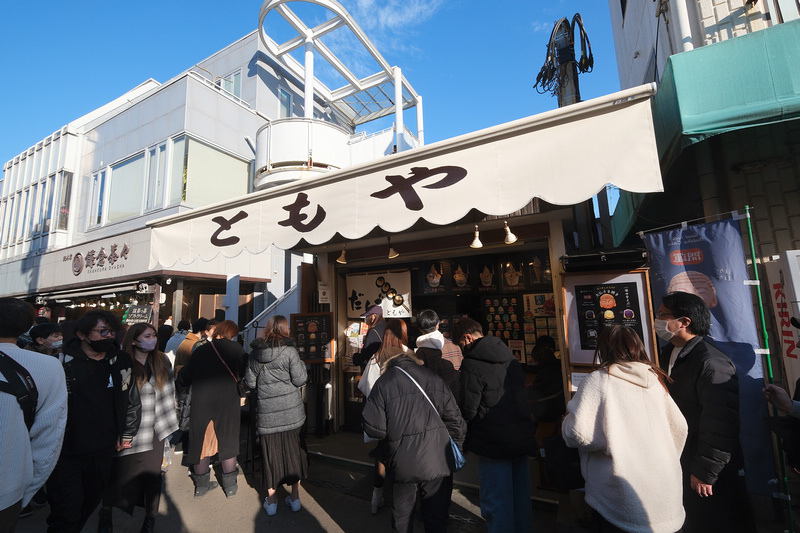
[47,340,63,349]
[654,318,678,342]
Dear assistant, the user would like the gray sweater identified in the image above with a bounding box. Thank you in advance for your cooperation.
[245,338,307,435]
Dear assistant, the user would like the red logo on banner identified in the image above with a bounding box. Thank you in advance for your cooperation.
[671,249,703,265]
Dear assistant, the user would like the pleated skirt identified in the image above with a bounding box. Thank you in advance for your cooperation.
[259,427,308,490]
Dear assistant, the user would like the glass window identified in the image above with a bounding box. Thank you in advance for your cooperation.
[5,197,15,245]
[146,143,167,211]
[184,137,248,206]
[17,189,29,241]
[279,87,292,118]
[28,183,39,235]
[57,172,72,231]
[42,174,55,234]
[218,70,242,99]
[108,153,145,223]
[90,170,106,227]
[169,136,187,205]
[0,200,7,245]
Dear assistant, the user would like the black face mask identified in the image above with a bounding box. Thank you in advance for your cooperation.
[88,338,117,354]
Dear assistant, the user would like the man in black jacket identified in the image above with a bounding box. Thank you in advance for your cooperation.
[452,318,535,533]
[362,350,465,533]
[657,291,755,532]
[46,311,141,533]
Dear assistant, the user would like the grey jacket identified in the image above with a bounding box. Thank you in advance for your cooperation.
[245,338,307,435]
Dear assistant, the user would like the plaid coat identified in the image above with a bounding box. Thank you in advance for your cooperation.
[118,372,178,456]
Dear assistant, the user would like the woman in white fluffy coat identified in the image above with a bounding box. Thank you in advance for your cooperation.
[562,325,688,533]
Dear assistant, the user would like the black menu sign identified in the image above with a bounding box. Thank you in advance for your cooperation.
[575,282,643,350]
[290,312,333,362]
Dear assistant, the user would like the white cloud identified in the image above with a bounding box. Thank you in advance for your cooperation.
[531,20,551,34]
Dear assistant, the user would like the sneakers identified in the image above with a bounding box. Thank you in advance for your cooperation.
[285,496,301,512]
[371,487,384,514]
[263,497,278,516]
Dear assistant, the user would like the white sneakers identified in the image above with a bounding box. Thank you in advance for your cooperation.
[263,496,301,515]
[285,496,301,512]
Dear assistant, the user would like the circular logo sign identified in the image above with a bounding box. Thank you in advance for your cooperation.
[72,253,84,276]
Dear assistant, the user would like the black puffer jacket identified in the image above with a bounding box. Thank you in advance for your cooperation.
[660,336,743,485]
[362,356,466,483]
[459,335,535,458]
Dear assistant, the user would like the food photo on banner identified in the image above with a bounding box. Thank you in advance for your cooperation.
[346,271,412,319]
[642,217,773,494]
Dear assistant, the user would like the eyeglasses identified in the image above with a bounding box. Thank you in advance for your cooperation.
[90,328,116,337]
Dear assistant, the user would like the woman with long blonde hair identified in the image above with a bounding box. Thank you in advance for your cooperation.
[245,315,308,516]
[99,322,178,533]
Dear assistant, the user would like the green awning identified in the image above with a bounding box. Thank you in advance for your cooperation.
[653,19,800,170]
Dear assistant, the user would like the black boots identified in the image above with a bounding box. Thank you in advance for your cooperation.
[97,506,112,533]
[190,472,219,498]
[140,516,155,533]
[220,468,239,498]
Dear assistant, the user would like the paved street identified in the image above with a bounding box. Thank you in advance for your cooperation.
[16,450,495,533]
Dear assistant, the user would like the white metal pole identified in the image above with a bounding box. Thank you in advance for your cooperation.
[670,0,695,52]
[304,36,315,119]
[416,95,424,146]
[394,66,404,152]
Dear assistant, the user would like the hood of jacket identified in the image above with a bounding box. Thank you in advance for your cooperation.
[249,337,295,363]
[607,361,658,388]
[415,330,444,350]
[463,335,514,364]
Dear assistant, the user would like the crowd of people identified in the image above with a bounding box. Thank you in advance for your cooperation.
[1,290,798,533]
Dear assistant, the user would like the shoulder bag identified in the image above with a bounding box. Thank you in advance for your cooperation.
[396,366,466,471]
[211,341,249,398]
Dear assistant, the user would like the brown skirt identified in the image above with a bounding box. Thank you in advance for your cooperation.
[260,428,308,490]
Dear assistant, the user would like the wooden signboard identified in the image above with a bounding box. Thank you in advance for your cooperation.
[290,312,333,363]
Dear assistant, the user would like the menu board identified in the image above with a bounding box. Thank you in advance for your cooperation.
[482,295,523,347]
[574,282,643,350]
[124,305,153,325]
[290,312,333,362]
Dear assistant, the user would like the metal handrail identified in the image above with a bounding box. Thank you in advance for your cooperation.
[241,284,298,341]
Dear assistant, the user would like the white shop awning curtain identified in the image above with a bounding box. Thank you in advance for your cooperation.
[148,84,663,269]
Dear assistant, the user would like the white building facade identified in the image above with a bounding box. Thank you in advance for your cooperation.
[0,0,422,327]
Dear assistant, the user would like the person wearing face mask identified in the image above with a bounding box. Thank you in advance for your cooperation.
[98,323,178,533]
[25,323,64,359]
[656,291,756,533]
[46,311,141,533]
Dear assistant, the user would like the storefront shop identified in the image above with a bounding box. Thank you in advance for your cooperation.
[148,83,664,431]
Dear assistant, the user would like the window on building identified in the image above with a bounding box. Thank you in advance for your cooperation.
[279,87,292,118]
[184,137,249,206]
[42,174,55,234]
[146,143,167,211]
[0,200,7,245]
[28,183,39,236]
[56,171,72,231]
[108,153,146,223]
[217,70,242,99]
[17,189,29,241]
[89,170,106,227]
[169,136,188,205]
[4,197,15,246]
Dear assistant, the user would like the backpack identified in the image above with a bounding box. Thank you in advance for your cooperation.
[0,350,38,431]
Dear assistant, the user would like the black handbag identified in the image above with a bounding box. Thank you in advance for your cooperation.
[541,432,585,490]
[211,341,249,398]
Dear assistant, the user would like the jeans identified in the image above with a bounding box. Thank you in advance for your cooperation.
[478,455,532,533]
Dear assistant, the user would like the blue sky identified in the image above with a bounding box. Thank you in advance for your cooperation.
[0,0,619,161]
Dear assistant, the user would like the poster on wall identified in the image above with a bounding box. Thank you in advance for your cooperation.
[421,262,446,294]
[450,262,473,294]
[477,262,497,292]
[562,270,655,366]
[290,312,332,361]
[346,271,412,319]
[501,261,525,291]
[574,282,643,350]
